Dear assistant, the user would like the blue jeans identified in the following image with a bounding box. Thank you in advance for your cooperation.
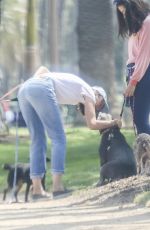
[128,64,150,134]
[133,64,150,134]
[18,77,66,178]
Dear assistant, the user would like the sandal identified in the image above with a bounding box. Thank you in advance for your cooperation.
[32,193,51,202]
[52,189,72,199]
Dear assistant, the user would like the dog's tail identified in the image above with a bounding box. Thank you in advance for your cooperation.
[2,163,13,171]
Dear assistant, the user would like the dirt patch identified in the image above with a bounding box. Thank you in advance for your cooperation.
[1,175,150,207]
[62,175,150,207]
[0,175,150,230]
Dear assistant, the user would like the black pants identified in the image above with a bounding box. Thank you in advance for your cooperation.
[128,64,150,134]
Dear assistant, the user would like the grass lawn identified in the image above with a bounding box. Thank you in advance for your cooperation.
[0,126,136,193]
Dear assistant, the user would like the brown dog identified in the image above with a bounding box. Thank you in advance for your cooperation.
[134,133,150,175]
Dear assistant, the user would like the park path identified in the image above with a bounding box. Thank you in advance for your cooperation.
[0,194,150,230]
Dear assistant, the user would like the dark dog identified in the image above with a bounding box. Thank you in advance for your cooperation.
[3,157,50,202]
[97,126,137,186]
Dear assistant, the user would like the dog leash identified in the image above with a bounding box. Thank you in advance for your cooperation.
[120,96,137,136]
[131,96,137,137]
[11,101,20,202]
[0,84,21,202]
[0,84,22,103]
[120,97,125,119]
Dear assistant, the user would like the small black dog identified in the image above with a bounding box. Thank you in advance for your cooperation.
[3,157,50,202]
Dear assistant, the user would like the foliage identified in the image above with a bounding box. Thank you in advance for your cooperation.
[0,127,135,193]
[0,0,26,93]
[0,0,134,126]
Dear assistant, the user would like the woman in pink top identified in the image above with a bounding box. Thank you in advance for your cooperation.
[114,0,150,134]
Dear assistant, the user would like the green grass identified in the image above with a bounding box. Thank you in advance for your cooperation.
[0,127,135,192]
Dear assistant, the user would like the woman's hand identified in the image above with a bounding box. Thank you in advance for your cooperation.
[124,82,136,97]
[112,119,122,128]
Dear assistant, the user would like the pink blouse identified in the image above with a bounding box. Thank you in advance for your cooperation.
[127,15,150,85]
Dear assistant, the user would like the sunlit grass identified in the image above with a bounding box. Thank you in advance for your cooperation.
[0,126,135,192]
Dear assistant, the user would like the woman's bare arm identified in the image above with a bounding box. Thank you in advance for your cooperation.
[84,96,121,130]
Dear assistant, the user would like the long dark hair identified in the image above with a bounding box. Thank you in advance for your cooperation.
[78,103,85,116]
[116,0,150,37]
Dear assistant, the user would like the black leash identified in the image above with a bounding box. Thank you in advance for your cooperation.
[0,98,18,103]
[120,96,137,136]
[120,97,125,119]
[11,97,18,102]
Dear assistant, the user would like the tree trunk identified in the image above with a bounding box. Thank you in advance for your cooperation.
[77,0,116,108]
[47,0,59,70]
[59,0,78,73]
[24,0,39,80]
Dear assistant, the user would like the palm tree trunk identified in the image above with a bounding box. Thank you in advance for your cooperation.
[24,0,39,80]
[77,0,116,107]
[47,0,59,70]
